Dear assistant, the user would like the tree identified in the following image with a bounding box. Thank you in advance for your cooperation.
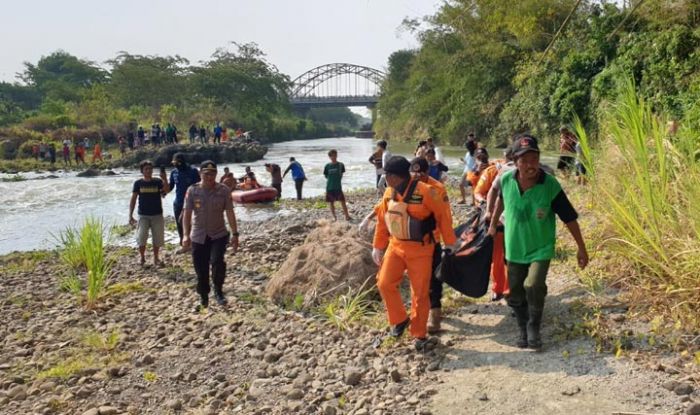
[107,53,190,110]
[20,51,106,102]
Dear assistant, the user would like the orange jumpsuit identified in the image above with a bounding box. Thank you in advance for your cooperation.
[373,178,456,339]
[474,163,509,296]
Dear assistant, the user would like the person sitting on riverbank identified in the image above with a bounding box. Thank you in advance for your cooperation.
[129,160,170,267]
[324,149,351,221]
[488,135,589,350]
[283,157,307,200]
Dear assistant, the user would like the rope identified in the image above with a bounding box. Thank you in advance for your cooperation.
[537,0,585,66]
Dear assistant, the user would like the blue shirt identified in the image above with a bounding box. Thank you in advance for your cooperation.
[169,167,201,206]
[288,162,305,181]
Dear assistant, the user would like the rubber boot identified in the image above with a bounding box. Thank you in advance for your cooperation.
[427,308,441,334]
[214,287,227,306]
[195,294,209,312]
[527,307,543,350]
[512,306,529,348]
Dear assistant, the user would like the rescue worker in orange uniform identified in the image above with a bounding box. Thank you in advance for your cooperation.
[372,156,457,350]
[408,157,449,333]
[474,148,510,301]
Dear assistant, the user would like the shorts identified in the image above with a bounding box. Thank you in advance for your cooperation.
[557,156,575,171]
[576,163,586,176]
[325,190,345,203]
[460,172,470,187]
[137,214,165,247]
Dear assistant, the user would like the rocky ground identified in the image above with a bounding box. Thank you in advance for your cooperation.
[0,190,698,415]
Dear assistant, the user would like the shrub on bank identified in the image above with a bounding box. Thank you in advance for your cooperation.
[581,78,700,335]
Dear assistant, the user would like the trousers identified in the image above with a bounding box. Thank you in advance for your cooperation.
[506,260,550,310]
[377,242,434,339]
[192,234,229,296]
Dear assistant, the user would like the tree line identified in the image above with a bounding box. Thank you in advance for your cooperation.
[0,43,361,151]
[375,0,700,146]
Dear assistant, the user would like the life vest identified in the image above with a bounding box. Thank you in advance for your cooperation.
[384,180,436,242]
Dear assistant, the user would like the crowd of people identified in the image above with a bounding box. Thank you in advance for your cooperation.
[129,128,589,351]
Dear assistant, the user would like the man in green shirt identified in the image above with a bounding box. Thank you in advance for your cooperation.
[488,135,588,350]
[323,149,351,221]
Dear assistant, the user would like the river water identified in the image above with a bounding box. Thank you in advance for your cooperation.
[0,137,481,254]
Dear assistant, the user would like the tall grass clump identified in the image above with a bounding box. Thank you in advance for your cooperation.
[319,286,376,331]
[56,218,114,309]
[581,77,700,334]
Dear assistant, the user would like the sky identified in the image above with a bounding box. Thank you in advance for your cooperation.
[0,0,442,83]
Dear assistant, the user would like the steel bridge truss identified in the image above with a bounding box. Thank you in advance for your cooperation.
[290,63,385,107]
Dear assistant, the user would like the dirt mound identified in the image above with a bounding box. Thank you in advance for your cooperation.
[266,220,376,304]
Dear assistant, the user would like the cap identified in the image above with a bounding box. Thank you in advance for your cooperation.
[409,157,429,173]
[512,135,540,157]
[200,160,217,172]
[383,156,411,176]
[172,153,186,163]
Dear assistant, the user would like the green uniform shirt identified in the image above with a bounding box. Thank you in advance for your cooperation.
[323,162,345,192]
[501,169,566,264]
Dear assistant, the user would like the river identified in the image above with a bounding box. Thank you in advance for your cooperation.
[0,137,558,254]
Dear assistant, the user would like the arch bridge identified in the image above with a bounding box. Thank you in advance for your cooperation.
[289,63,385,110]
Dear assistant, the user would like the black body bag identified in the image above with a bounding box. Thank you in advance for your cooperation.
[435,208,494,298]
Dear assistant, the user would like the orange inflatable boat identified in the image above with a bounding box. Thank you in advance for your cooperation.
[231,187,278,203]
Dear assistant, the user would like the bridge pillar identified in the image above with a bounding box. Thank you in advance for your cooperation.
[367,104,377,127]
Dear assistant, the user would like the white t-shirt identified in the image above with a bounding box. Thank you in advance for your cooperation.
[380,150,392,175]
[463,152,476,174]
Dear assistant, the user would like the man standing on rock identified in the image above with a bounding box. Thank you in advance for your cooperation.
[372,156,457,350]
[488,135,588,350]
[182,161,239,311]
[167,153,200,251]
[283,157,307,200]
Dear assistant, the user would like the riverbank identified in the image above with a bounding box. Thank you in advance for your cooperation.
[1,189,696,415]
[0,141,267,174]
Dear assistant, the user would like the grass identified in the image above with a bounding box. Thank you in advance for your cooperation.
[82,329,120,353]
[105,281,145,297]
[1,250,53,273]
[577,77,700,345]
[318,284,377,331]
[111,224,133,237]
[36,356,96,380]
[55,218,115,309]
[143,371,158,382]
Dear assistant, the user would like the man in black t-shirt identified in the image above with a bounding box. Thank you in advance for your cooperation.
[129,160,170,266]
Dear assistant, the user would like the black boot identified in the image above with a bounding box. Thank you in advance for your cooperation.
[390,318,410,338]
[195,294,209,312]
[214,287,227,306]
[512,306,529,348]
[527,307,543,350]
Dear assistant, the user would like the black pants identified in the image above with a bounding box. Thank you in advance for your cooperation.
[429,244,443,309]
[174,203,184,244]
[294,179,304,200]
[376,174,382,187]
[272,183,282,200]
[192,234,229,296]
